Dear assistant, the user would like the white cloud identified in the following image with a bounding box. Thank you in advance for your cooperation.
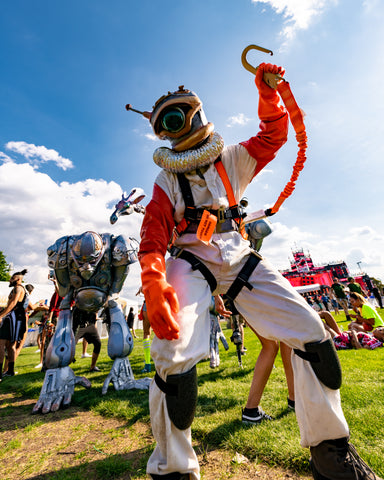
[226,113,252,128]
[144,133,158,141]
[363,0,380,12]
[253,0,337,41]
[5,141,74,170]
[0,160,144,298]
[0,152,13,163]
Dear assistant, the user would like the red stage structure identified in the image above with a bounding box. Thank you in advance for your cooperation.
[280,248,371,292]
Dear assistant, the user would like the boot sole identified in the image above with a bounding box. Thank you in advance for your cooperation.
[310,459,331,480]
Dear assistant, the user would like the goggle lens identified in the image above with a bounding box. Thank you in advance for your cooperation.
[161,108,185,133]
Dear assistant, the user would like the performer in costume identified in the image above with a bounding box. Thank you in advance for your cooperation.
[32,230,146,414]
[135,63,379,480]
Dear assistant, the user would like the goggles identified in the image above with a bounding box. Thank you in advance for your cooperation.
[161,107,186,134]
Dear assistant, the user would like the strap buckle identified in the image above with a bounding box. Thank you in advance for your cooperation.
[217,206,226,224]
[169,246,183,258]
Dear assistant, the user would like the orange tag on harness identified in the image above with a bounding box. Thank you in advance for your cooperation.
[196,209,217,244]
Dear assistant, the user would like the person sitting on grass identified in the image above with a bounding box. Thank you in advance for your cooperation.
[348,292,384,333]
[319,309,384,350]
[351,327,384,350]
[326,325,384,351]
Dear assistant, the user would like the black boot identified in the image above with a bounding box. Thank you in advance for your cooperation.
[310,438,381,480]
[3,361,15,376]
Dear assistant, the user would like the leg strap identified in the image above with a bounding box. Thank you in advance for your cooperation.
[225,251,262,302]
[294,338,342,390]
[170,247,217,293]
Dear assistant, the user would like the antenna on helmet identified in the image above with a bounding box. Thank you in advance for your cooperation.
[125,104,151,119]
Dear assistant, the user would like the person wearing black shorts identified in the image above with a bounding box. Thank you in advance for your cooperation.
[126,306,137,338]
[72,307,102,372]
[0,269,28,379]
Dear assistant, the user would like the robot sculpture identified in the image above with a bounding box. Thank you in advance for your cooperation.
[32,191,149,414]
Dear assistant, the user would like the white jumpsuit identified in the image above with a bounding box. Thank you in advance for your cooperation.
[140,131,349,479]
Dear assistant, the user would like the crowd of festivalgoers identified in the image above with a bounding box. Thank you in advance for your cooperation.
[301,278,383,315]
[299,278,384,352]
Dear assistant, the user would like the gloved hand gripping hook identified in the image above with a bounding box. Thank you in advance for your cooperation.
[241,44,284,89]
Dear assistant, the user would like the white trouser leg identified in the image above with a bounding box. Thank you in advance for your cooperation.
[233,258,350,447]
[147,257,212,479]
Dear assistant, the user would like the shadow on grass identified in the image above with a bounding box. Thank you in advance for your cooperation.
[23,447,152,480]
[0,370,151,432]
[197,364,254,384]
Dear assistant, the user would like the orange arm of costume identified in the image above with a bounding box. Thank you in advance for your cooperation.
[240,62,289,177]
[139,184,180,340]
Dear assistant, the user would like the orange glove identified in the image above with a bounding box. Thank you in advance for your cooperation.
[140,252,180,340]
[255,62,286,121]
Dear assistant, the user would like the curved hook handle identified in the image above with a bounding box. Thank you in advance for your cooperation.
[241,44,273,74]
[241,44,283,90]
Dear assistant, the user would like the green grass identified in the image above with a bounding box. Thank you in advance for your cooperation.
[1,310,384,477]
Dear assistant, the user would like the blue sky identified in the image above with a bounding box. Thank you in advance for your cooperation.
[1,0,383,301]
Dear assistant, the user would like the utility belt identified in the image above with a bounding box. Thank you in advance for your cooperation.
[184,217,238,234]
[170,246,262,301]
[184,205,242,223]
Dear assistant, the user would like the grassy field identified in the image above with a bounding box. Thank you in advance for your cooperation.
[1,310,383,479]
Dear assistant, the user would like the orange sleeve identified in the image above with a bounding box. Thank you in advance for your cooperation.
[139,183,175,260]
[240,112,288,177]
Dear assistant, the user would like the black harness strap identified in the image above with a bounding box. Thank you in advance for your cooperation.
[172,248,217,293]
[174,163,259,297]
[177,172,194,208]
[176,162,242,227]
[225,252,262,302]
[293,349,320,362]
[155,372,178,396]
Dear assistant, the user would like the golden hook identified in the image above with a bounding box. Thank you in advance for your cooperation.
[241,44,283,90]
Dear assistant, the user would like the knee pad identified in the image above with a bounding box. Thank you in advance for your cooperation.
[294,338,342,390]
[155,366,198,430]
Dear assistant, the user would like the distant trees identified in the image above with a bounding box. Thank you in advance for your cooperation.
[0,251,11,281]
[371,276,384,293]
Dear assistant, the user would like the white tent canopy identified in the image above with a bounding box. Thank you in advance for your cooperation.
[294,284,321,294]
[0,281,54,308]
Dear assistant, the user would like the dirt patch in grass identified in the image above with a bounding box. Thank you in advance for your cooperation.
[0,393,311,480]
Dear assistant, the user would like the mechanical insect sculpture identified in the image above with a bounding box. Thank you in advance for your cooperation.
[110,187,146,225]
